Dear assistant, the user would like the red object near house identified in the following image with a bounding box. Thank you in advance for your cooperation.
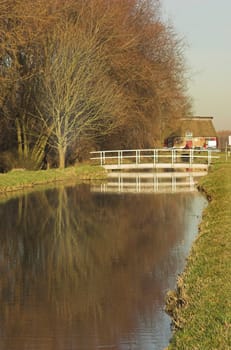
[185,140,193,148]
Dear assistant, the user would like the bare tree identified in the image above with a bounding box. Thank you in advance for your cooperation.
[36,23,125,168]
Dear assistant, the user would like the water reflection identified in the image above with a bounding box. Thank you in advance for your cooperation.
[0,184,206,350]
[92,171,207,193]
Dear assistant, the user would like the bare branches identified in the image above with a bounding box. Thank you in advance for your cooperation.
[0,0,191,169]
[36,21,126,167]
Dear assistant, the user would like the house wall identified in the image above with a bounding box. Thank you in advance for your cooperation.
[166,136,218,149]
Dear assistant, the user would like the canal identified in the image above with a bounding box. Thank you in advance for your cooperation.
[0,181,206,350]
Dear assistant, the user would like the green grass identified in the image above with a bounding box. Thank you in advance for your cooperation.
[166,154,231,349]
[0,164,106,195]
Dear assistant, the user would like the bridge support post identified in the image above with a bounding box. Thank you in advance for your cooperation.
[100,151,106,166]
[172,149,177,167]
[172,175,176,191]
[189,149,193,169]
[136,150,141,165]
[118,151,123,165]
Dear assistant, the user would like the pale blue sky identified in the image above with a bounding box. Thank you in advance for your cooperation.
[162,0,231,130]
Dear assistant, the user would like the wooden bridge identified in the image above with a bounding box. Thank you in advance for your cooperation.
[90,148,219,171]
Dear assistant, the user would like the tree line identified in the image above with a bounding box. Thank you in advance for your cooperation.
[217,130,231,150]
[0,0,191,169]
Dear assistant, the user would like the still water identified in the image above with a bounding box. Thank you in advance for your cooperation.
[0,183,206,350]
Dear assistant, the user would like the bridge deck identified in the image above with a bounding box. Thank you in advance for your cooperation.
[103,163,208,170]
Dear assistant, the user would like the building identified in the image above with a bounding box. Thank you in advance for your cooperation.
[165,116,218,149]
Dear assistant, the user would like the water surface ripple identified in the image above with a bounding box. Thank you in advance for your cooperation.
[0,183,206,350]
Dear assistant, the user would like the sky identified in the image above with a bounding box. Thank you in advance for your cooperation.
[162,0,231,131]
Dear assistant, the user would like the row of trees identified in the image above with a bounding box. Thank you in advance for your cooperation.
[217,130,231,150]
[0,0,191,169]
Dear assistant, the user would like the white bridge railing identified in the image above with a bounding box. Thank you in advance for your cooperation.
[90,148,219,170]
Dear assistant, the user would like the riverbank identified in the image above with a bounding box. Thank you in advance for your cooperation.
[0,164,106,197]
[166,155,231,349]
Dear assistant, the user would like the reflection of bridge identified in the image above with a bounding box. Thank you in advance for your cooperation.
[91,171,207,194]
[90,148,219,171]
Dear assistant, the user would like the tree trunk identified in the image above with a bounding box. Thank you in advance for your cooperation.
[15,118,23,158]
[58,145,66,169]
[31,134,49,169]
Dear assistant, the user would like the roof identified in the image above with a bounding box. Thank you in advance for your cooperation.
[169,116,217,137]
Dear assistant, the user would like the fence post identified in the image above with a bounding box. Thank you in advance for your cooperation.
[208,150,212,165]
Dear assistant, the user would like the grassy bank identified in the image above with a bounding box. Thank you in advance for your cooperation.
[0,164,106,195]
[166,155,231,349]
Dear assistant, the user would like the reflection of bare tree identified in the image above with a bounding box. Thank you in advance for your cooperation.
[0,186,203,349]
